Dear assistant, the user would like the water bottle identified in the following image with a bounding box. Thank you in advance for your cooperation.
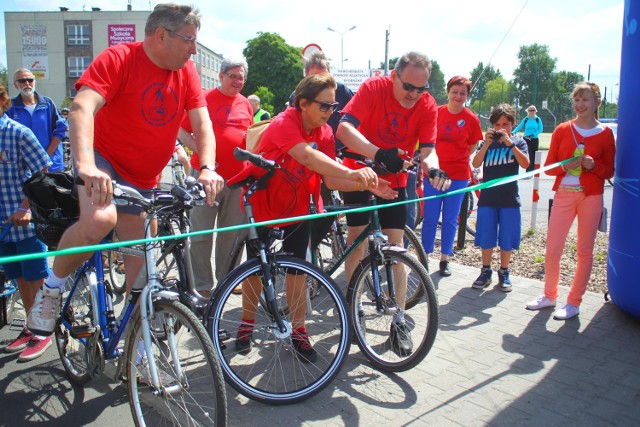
[567,143,584,176]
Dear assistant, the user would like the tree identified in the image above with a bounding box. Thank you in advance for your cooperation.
[470,76,512,113]
[428,60,446,105]
[0,64,8,91]
[512,44,557,110]
[547,70,584,123]
[469,62,501,104]
[243,32,303,114]
[253,86,275,117]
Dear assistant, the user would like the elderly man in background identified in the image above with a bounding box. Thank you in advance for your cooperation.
[8,68,68,172]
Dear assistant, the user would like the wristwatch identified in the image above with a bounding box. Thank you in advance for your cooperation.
[200,164,216,172]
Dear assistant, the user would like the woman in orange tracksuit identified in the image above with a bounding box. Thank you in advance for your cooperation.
[526,81,615,320]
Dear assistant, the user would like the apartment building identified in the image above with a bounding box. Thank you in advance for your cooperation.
[4,6,222,105]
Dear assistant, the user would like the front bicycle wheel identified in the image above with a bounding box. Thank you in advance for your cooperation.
[126,299,226,426]
[106,250,127,295]
[55,271,101,384]
[206,255,350,404]
[347,248,438,372]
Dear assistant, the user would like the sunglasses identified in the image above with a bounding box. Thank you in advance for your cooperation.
[16,78,35,84]
[586,82,602,99]
[311,100,340,112]
[397,74,429,93]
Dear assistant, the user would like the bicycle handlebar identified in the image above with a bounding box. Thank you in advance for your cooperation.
[233,147,278,172]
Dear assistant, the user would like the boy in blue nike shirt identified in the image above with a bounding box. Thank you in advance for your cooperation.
[471,103,529,292]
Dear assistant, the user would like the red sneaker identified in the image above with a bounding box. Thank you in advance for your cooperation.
[4,329,33,353]
[17,336,52,362]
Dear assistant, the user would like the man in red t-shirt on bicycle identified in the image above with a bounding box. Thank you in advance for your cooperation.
[28,3,223,337]
[336,51,450,356]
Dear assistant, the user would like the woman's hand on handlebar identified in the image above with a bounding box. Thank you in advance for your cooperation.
[197,168,225,206]
[77,166,113,207]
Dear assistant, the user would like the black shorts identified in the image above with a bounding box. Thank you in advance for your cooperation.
[343,188,407,229]
[247,222,310,275]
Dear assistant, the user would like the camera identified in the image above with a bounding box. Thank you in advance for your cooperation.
[492,131,505,142]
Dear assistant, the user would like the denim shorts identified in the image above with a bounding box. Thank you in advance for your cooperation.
[0,236,50,281]
[474,206,522,251]
[93,152,154,216]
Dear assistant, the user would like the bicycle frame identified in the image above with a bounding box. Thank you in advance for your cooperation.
[59,201,179,390]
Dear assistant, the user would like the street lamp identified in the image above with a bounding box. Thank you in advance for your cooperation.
[327,25,356,69]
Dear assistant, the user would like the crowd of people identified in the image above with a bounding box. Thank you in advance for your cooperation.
[0,2,615,370]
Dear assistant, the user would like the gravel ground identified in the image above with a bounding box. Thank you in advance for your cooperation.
[429,224,610,297]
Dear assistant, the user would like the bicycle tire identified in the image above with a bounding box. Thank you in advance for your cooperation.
[347,248,438,372]
[55,271,102,385]
[206,255,350,404]
[126,298,227,426]
[106,250,127,295]
[465,191,477,237]
[402,226,428,309]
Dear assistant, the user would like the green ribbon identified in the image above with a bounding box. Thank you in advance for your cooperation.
[0,158,576,264]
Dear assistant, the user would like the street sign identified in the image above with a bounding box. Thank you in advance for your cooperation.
[332,69,371,92]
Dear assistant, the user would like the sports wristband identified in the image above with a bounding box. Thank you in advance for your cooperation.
[18,207,31,213]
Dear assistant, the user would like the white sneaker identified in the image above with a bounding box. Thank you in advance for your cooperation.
[553,304,580,320]
[27,286,62,336]
[525,295,556,311]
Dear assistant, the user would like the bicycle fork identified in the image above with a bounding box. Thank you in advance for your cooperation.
[369,237,400,315]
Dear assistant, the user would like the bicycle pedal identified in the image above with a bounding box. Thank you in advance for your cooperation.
[218,328,231,341]
[70,324,96,338]
[9,317,26,331]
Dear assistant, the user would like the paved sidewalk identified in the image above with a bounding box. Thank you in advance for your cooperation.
[1,260,640,426]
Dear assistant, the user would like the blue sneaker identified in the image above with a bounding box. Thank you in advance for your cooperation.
[498,268,512,293]
[472,267,493,289]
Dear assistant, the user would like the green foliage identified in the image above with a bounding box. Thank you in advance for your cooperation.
[60,95,73,110]
[545,70,584,123]
[469,62,502,104]
[534,255,545,263]
[512,44,557,109]
[428,60,447,105]
[0,64,8,92]
[243,32,303,114]
[526,228,536,236]
[253,86,275,116]
[470,76,512,112]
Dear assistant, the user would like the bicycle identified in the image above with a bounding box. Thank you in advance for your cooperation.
[0,224,26,331]
[30,179,227,426]
[204,147,351,405]
[307,173,438,371]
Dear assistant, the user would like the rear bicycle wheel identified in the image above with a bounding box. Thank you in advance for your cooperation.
[465,190,478,237]
[402,226,428,309]
[347,248,438,372]
[126,299,227,426]
[106,250,126,295]
[55,270,102,384]
[206,255,350,404]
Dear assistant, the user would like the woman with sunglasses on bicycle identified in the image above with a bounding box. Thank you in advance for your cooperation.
[421,76,483,277]
[231,73,396,362]
[526,81,615,320]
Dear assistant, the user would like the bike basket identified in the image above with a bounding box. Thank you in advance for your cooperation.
[23,171,80,249]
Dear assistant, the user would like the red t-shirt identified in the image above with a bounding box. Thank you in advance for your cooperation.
[228,107,335,226]
[435,106,483,180]
[183,88,253,180]
[76,41,205,188]
[341,76,437,188]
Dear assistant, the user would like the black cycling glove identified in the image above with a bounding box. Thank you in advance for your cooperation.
[427,168,450,181]
[374,148,404,173]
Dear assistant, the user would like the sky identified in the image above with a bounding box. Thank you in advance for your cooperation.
[0,0,625,104]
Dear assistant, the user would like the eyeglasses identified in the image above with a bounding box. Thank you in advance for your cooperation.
[311,100,340,113]
[16,78,35,84]
[223,72,246,82]
[397,74,429,93]
[163,27,197,44]
[586,82,602,99]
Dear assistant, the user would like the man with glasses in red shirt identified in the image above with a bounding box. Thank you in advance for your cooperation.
[28,3,222,337]
[336,51,450,356]
[179,57,254,296]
